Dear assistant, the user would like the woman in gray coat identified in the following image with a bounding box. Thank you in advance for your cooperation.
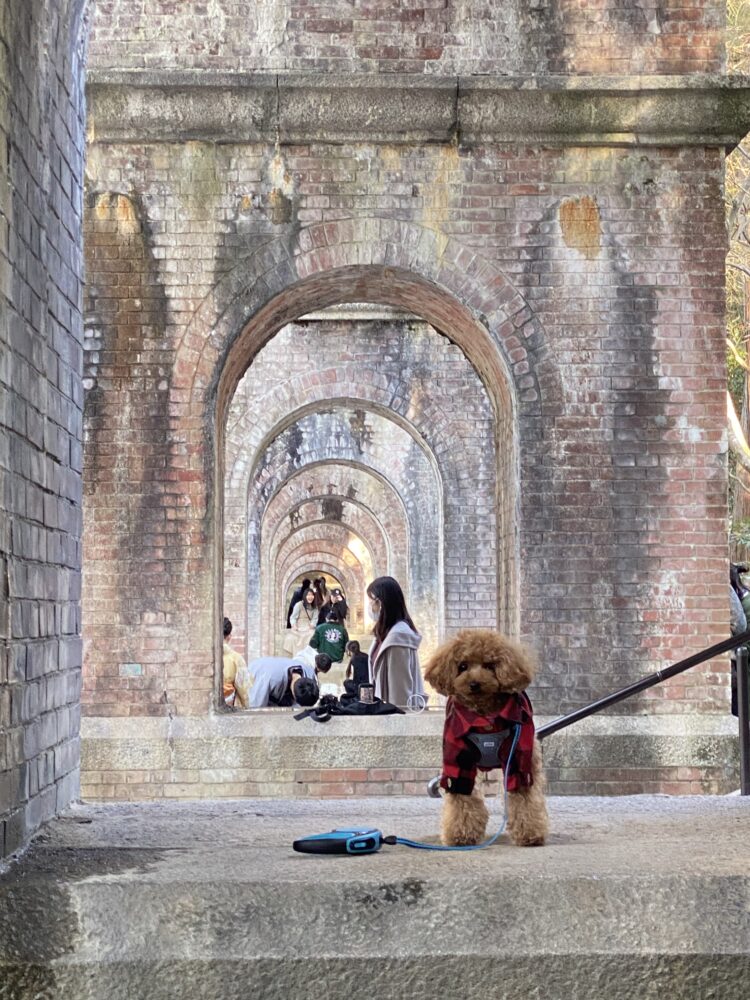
[367,576,424,708]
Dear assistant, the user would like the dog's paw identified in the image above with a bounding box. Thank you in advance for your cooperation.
[512,832,546,847]
[441,790,489,846]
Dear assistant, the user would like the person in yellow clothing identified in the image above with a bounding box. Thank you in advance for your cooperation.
[222,617,250,708]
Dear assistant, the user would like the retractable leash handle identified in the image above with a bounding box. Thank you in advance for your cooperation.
[292,828,384,855]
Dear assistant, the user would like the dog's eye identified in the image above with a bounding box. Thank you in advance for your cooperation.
[483,662,496,671]
[457,662,468,674]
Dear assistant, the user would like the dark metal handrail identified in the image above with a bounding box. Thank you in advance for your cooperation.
[738,647,750,794]
[536,628,750,795]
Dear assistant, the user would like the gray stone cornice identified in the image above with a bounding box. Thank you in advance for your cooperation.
[86,71,750,147]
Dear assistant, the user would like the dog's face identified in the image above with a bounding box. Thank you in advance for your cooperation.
[424,629,536,713]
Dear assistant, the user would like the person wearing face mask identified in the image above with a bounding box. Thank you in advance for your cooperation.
[366,576,424,708]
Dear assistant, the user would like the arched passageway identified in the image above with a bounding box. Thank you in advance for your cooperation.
[223,310,505,661]
[229,398,445,660]
[216,270,518,678]
[258,462,410,635]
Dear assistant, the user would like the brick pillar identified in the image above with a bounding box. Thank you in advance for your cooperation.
[0,0,87,859]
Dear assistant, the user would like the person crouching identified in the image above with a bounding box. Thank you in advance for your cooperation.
[248,653,332,708]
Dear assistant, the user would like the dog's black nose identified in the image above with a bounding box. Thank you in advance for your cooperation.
[469,681,481,693]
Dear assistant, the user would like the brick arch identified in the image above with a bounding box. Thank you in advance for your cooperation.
[274,523,374,633]
[170,221,555,699]
[224,462,410,651]
[225,358,489,490]
[267,498,394,577]
[270,506,387,569]
[269,507,387,614]
[224,389,452,596]
[277,537,371,602]
[243,409,442,659]
[274,522,377,585]
[271,518,380,644]
[229,395,446,504]
[247,407,439,530]
[261,465,410,569]
[174,219,547,421]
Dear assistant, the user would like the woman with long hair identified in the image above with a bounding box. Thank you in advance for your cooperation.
[366,576,424,707]
[314,576,332,625]
[345,640,370,687]
[282,587,317,655]
[286,577,311,629]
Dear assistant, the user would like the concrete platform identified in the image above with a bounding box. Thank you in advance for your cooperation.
[1,795,749,999]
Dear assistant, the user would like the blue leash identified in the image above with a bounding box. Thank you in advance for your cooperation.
[292,725,521,855]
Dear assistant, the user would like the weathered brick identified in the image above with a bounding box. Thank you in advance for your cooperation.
[0,0,85,859]
[89,1,725,76]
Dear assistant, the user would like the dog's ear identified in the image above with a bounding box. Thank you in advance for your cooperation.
[423,641,457,696]
[494,638,537,693]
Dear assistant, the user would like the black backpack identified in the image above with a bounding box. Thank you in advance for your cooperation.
[294,681,404,722]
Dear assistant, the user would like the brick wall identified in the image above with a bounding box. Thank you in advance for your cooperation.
[81,762,738,800]
[88,0,725,76]
[82,135,729,721]
[0,0,87,858]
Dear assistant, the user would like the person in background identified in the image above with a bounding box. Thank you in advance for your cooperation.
[286,577,311,628]
[283,586,318,655]
[731,563,750,624]
[314,576,332,625]
[222,616,249,708]
[731,579,748,637]
[248,653,332,708]
[366,576,424,708]
[330,587,348,622]
[345,640,370,687]
[730,564,749,718]
[309,604,349,664]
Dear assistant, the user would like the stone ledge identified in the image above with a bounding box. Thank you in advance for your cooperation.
[80,711,738,738]
[79,713,741,797]
[86,71,750,147]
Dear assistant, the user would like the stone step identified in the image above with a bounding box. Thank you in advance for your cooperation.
[1,796,749,999]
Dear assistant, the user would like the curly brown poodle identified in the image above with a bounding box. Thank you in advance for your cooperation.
[424,629,549,848]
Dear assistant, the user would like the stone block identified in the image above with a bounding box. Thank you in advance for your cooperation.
[1,806,27,857]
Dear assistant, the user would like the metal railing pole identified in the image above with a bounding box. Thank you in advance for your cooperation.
[738,646,750,796]
[537,628,750,741]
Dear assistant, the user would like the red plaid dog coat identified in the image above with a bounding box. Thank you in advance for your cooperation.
[439,692,536,795]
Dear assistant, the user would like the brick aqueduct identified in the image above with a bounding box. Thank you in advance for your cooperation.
[2,1,750,856]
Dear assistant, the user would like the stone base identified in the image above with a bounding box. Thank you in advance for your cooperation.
[1,796,749,1000]
[79,712,741,800]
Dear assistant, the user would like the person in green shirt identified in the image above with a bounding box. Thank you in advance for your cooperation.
[309,605,349,663]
